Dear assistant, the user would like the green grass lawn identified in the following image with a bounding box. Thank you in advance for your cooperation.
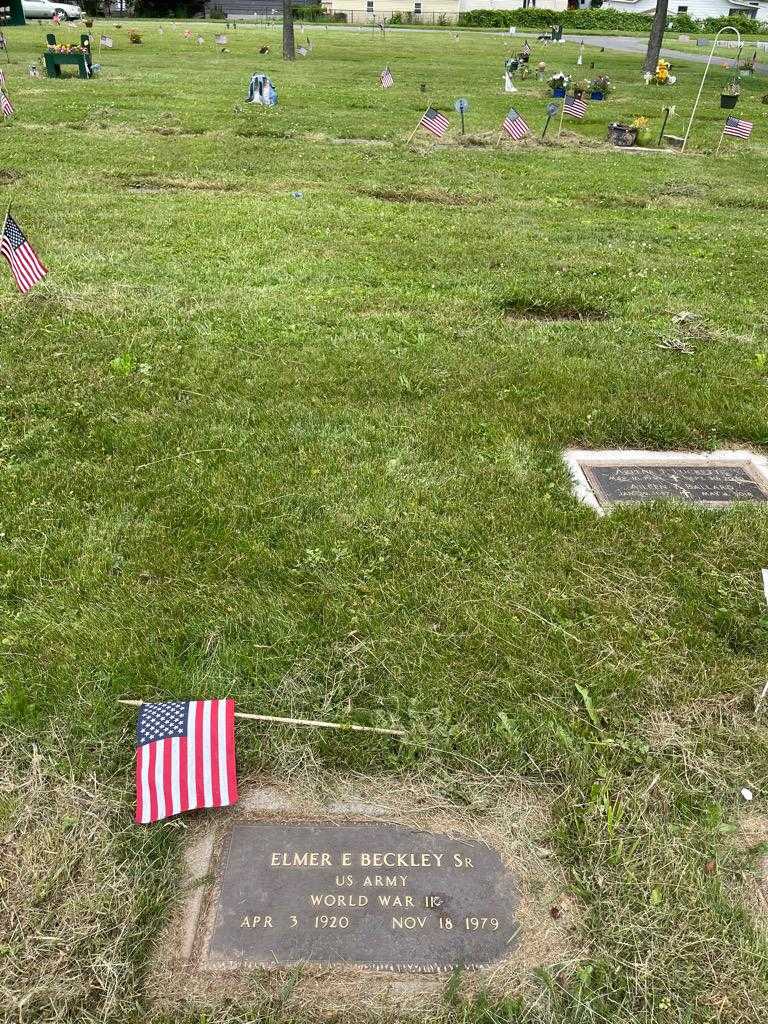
[1,19,768,1024]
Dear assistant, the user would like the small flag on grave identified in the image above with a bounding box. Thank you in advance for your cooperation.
[297,45,308,56]
[521,41,531,56]
[564,95,587,119]
[100,34,113,47]
[379,66,393,88]
[418,106,449,138]
[184,29,192,38]
[1,211,48,294]
[134,699,238,825]
[502,106,530,141]
[723,115,752,139]
[1,90,14,119]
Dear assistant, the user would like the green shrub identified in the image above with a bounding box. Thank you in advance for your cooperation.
[292,4,326,20]
[701,13,765,33]
[670,12,697,31]
[457,8,655,31]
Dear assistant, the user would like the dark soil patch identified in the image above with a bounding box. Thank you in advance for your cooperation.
[0,170,23,184]
[582,194,649,209]
[712,193,768,212]
[650,182,704,198]
[234,126,294,139]
[147,126,207,137]
[456,134,494,148]
[116,174,240,193]
[357,187,482,206]
[503,299,607,322]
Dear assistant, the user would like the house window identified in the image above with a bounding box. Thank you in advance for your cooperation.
[414,1,421,10]
[366,0,373,10]
[677,4,687,10]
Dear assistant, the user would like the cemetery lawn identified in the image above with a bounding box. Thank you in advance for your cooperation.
[2,20,768,1024]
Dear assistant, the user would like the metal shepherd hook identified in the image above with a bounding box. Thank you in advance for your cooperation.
[682,26,741,151]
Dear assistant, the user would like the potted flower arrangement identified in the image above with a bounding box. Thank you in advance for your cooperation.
[721,77,740,109]
[590,74,612,101]
[572,78,590,100]
[548,72,570,98]
[653,59,676,85]
[630,115,651,145]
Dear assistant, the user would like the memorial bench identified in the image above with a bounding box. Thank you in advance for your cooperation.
[44,32,92,79]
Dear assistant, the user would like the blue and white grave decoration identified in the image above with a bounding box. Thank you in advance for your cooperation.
[246,73,278,106]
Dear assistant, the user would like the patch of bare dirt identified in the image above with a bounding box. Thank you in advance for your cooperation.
[503,299,607,322]
[116,174,240,193]
[357,187,483,206]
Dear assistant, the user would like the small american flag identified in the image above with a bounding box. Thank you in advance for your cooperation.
[521,41,531,55]
[502,107,529,140]
[564,95,587,119]
[723,115,752,139]
[379,66,394,89]
[1,90,12,119]
[135,699,238,824]
[1,212,47,294]
[420,106,449,137]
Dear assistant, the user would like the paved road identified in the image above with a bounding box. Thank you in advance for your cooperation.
[562,32,768,75]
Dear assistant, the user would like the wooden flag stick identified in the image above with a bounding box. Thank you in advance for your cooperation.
[557,100,566,138]
[715,123,727,156]
[118,699,406,738]
[407,109,428,145]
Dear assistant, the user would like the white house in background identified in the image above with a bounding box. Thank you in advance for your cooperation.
[321,0,568,24]
[598,0,766,18]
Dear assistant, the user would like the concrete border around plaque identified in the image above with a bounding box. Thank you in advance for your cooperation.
[564,449,768,515]
[147,777,578,1013]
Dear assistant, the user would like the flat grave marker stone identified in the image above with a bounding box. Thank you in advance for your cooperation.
[565,450,768,513]
[203,823,519,972]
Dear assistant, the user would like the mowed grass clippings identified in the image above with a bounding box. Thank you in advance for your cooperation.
[1,18,768,1024]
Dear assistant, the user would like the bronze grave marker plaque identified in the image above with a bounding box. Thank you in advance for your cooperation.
[583,463,768,508]
[205,823,519,972]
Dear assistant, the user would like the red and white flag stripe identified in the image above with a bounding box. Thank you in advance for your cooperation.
[135,699,237,824]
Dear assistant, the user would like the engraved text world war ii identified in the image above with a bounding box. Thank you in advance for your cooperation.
[206,824,519,972]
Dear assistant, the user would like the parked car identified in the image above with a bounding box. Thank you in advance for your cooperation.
[22,0,83,20]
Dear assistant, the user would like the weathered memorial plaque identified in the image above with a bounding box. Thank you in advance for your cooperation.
[205,823,519,972]
[565,450,768,513]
